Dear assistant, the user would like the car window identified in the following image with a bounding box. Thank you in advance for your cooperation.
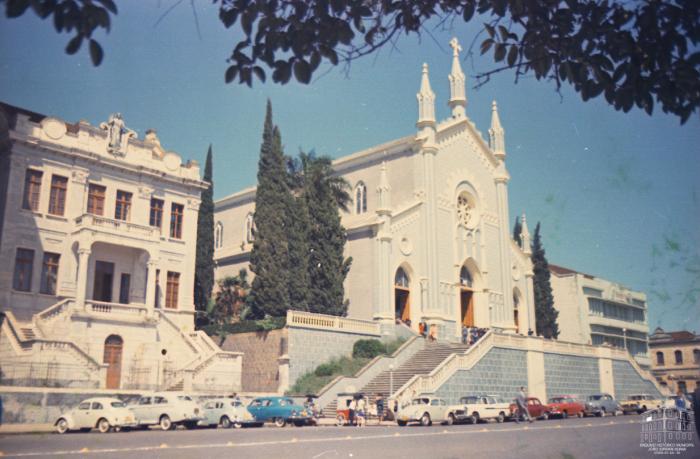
[440,400,446,406]
[91,402,103,410]
[154,397,168,404]
[249,400,262,407]
[279,399,289,406]
[231,400,242,407]
[205,402,215,409]
[589,395,602,401]
[487,397,497,404]
[139,397,151,405]
[430,399,439,406]
[284,398,295,405]
[78,402,91,410]
[460,396,478,404]
[549,398,563,404]
[111,402,125,408]
[177,396,193,402]
[262,400,272,407]
[411,398,429,405]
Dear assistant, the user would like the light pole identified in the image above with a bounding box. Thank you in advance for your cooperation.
[389,363,394,397]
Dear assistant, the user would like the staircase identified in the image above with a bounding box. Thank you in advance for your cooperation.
[321,341,470,416]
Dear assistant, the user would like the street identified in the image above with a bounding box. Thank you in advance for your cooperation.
[0,415,696,459]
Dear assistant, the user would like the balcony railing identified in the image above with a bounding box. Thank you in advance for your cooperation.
[286,310,381,336]
[74,213,159,239]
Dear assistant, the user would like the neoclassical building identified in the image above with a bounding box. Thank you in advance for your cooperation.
[0,103,241,392]
[214,39,536,341]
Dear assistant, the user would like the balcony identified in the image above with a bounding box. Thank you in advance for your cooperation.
[74,213,159,242]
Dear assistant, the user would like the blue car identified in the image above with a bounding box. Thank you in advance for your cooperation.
[247,397,311,427]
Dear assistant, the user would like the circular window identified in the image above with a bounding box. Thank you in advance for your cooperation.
[456,192,479,229]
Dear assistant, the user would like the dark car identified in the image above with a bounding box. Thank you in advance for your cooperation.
[247,397,311,427]
[584,393,621,417]
[508,397,550,420]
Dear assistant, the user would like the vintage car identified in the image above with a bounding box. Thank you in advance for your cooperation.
[546,395,585,418]
[397,396,449,426]
[621,394,664,414]
[246,396,311,427]
[55,397,137,434]
[508,397,550,420]
[584,393,621,417]
[446,395,511,424]
[130,393,203,430]
[200,398,262,428]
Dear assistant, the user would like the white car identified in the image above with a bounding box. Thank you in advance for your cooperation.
[200,398,262,428]
[447,395,511,424]
[396,397,449,426]
[130,393,203,431]
[55,397,137,434]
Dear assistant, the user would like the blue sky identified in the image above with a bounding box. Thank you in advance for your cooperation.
[1,3,698,332]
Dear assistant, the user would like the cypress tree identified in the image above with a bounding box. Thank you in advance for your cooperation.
[512,216,522,248]
[531,222,560,339]
[194,145,215,312]
[285,152,312,312]
[305,156,352,316]
[248,101,291,318]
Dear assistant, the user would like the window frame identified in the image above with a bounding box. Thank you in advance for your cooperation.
[355,182,367,214]
[165,271,180,309]
[149,198,164,229]
[13,248,35,292]
[87,183,106,216]
[170,203,184,239]
[22,169,43,212]
[39,252,60,295]
[47,174,68,216]
[674,350,683,365]
[114,190,132,221]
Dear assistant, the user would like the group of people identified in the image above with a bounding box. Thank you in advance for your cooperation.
[418,321,438,341]
[461,326,488,345]
[346,393,391,426]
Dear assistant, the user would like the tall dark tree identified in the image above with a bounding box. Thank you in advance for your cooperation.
[512,216,522,248]
[194,145,215,312]
[247,101,291,318]
[304,156,352,316]
[285,152,313,313]
[531,222,559,339]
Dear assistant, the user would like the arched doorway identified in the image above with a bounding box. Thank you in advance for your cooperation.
[459,266,475,327]
[394,267,410,323]
[103,335,123,389]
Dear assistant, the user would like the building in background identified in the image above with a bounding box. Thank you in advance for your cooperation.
[648,327,700,394]
[550,264,650,367]
[0,102,241,392]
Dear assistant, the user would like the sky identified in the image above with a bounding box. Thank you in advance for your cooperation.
[1,2,698,332]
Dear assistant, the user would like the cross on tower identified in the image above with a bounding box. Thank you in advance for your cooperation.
[449,37,462,57]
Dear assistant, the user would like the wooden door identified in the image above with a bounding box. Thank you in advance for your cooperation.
[460,290,474,327]
[103,335,123,389]
[395,288,410,322]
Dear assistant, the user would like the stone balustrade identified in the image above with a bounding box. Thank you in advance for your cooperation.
[74,213,159,239]
[286,310,381,336]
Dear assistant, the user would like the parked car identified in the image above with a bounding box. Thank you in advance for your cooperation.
[584,393,621,417]
[446,395,511,424]
[246,396,311,427]
[130,393,203,431]
[508,397,550,420]
[200,398,261,428]
[397,396,449,426]
[621,394,664,415]
[55,397,137,434]
[546,395,585,418]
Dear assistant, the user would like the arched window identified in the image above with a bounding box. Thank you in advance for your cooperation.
[394,267,409,288]
[245,213,255,243]
[214,221,223,249]
[674,350,683,364]
[656,351,665,366]
[459,266,473,288]
[694,349,700,364]
[355,182,367,214]
[513,292,520,333]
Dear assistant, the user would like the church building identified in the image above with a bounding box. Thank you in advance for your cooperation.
[214,38,536,341]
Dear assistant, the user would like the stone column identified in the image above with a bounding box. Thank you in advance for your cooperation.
[494,165,514,329]
[75,247,91,310]
[525,338,547,401]
[145,259,158,316]
[277,354,290,394]
[597,347,615,396]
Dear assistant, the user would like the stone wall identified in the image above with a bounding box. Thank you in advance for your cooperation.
[544,353,600,399]
[612,359,662,400]
[221,329,286,392]
[435,348,528,403]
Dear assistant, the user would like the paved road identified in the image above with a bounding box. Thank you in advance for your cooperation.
[0,416,696,458]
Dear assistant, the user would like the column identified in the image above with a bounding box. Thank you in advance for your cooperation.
[145,259,157,316]
[75,247,91,310]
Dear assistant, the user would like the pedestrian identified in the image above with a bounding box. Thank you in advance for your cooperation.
[356,397,366,427]
[0,394,3,427]
[429,324,437,341]
[418,321,426,338]
[375,393,384,425]
[515,386,532,423]
[348,397,357,426]
[461,325,469,344]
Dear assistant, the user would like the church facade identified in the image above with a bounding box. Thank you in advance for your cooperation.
[214,39,535,341]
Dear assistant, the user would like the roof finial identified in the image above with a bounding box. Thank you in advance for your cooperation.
[417,62,436,131]
[448,37,466,118]
[489,99,506,160]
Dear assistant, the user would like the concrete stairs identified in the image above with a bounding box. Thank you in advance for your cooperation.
[321,341,470,417]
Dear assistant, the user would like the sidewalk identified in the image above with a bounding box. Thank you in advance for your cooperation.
[0,423,53,434]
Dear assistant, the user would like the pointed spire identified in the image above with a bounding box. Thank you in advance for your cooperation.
[377,161,391,213]
[416,63,436,130]
[520,212,531,255]
[448,37,467,118]
[489,100,506,160]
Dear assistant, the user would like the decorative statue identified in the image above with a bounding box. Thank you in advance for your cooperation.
[100,113,136,156]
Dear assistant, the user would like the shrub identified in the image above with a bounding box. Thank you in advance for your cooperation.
[352,339,386,359]
[314,361,342,377]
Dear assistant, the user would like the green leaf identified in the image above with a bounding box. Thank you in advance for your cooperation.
[462,2,475,22]
[293,59,311,84]
[253,65,266,83]
[498,25,509,42]
[6,0,30,18]
[507,45,518,67]
[65,35,82,55]
[494,43,506,62]
[225,65,238,84]
[89,39,103,66]
[96,0,118,14]
[480,38,494,55]
[484,23,495,38]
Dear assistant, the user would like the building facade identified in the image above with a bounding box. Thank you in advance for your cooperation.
[550,264,651,367]
[214,39,536,341]
[0,103,241,392]
[648,328,700,394]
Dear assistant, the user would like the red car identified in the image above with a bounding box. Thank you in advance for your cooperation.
[546,395,585,419]
[508,397,550,420]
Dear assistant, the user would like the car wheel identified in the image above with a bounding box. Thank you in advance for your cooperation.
[97,418,111,433]
[541,412,549,421]
[469,413,479,425]
[220,416,231,429]
[159,415,173,431]
[274,417,287,428]
[562,411,568,419]
[336,415,346,426]
[56,418,70,434]
[496,412,505,423]
[447,414,455,426]
[420,413,431,427]
[397,420,407,426]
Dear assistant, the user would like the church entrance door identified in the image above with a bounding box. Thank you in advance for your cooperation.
[395,287,410,322]
[460,289,474,327]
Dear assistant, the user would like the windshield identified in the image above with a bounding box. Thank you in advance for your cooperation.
[460,397,478,404]
[549,398,564,404]
[589,395,602,401]
[110,402,126,408]
[411,398,429,405]
[177,396,193,402]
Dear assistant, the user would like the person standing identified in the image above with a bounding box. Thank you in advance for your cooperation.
[356,397,366,427]
[515,387,532,423]
[461,325,469,345]
[375,393,384,425]
[348,397,357,427]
